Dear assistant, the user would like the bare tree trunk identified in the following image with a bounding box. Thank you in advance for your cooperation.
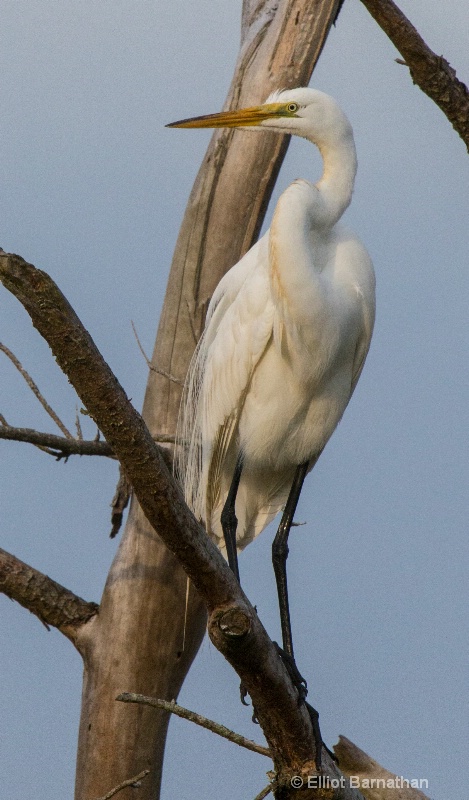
[74,2,342,798]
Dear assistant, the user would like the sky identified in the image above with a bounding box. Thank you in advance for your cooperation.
[0,1,468,799]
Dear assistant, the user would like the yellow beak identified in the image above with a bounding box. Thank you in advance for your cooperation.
[166,102,292,129]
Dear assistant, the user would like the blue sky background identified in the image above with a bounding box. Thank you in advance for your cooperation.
[0,2,468,798]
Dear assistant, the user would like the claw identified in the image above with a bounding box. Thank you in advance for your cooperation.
[274,643,326,771]
[240,681,250,706]
[239,681,259,723]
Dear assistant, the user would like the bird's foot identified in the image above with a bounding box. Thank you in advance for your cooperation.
[240,646,335,770]
[305,705,338,767]
[273,642,308,702]
[274,643,336,771]
[304,701,324,771]
[240,681,249,706]
[240,681,259,723]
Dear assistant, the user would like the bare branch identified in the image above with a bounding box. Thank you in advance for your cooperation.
[92,770,150,800]
[360,0,469,151]
[153,433,177,444]
[0,250,365,795]
[0,422,175,457]
[0,423,116,458]
[0,341,73,437]
[75,407,84,440]
[131,320,183,385]
[334,736,431,800]
[117,692,271,758]
[253,784,275,800]
[0,547,98,643]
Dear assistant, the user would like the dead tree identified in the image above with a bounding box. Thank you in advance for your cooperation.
[2,3,347,799]
[0,1,467,799]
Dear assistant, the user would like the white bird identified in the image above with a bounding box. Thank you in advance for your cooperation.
[169,88,375,664]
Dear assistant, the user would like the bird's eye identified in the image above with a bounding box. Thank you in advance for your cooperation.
[286,103,298,113]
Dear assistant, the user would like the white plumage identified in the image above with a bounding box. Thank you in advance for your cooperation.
[171,88,376,559]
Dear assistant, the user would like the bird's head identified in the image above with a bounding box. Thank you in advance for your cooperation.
[166,87,353,148]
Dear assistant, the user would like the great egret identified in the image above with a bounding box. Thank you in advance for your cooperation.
[169,87,375,694]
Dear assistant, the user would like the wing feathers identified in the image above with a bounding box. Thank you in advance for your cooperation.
[175,235,274,537]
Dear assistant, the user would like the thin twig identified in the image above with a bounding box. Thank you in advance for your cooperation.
[0,424,116,458]
[0,417,65,456]
[131,320,183,385]
[253,783,275,800]
[0,341,73,437]
[75,407,83,440]
[117,693,272,758]
[0,423,176,457]
[130,319,153,368]
[153,433,176,444]
[151,364,184,385]
[92,769,150,800]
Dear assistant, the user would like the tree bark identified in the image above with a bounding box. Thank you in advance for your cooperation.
[72,2,343,798]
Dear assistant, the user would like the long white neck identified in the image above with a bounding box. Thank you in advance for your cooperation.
[313,133,357,228]
[269,129,358,311]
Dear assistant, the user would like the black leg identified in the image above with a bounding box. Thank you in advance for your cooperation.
[272,461,309,660]
[272,458,326,771]
[220,454,243,582]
